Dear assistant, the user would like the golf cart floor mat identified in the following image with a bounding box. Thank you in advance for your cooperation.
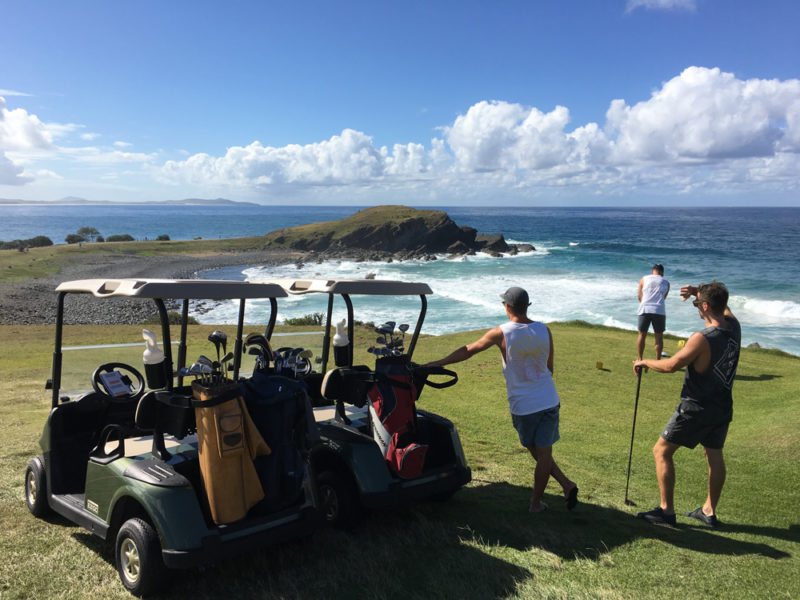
[368,356,428,479]
[193,382,270,524]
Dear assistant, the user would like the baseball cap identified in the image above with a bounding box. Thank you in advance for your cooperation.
[500,286,530,309]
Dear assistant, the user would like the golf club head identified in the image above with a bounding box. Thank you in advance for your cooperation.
[376,324,392,335]
[196,355,213,367]
[376,336,387,345]
[398,324,409,333]
[624,499,637,506]
[208,330,227,355]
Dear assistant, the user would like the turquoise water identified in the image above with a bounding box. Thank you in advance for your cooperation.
[2,204,799,355]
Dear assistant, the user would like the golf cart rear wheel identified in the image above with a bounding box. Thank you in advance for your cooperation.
[115,518,167,597]
[24,456,50,517]
[318,470,361,529]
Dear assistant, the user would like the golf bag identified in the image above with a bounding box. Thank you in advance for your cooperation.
[192,381,270,524]
[240,372,320,512]
[367,356,427,479]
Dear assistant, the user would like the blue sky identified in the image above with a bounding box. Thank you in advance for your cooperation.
[1,0,799,206]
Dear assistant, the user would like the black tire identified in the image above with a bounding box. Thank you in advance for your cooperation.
[24,456,50,518]
[115,518,168,597]
[317,470,361,529]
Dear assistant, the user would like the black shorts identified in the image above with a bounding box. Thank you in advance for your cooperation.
[638,313,666,334]
[661,401,730,449]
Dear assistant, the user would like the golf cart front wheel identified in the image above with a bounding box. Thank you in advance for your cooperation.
[115,518,167,597]
[318,470,361,529]
[24,456,50,517]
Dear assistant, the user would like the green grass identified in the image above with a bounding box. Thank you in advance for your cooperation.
[1,322,798,599]
[0,236,280,282]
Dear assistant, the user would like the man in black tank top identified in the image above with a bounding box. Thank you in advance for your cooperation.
[632,281,740,528]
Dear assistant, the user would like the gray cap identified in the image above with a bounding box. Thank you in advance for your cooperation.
[500,286,530,309]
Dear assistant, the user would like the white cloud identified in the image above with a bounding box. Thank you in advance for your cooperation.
[0,96,53,151]
[0,152,31,185]
[81,132,101,141]
[113,140,132,148]
[0,89,33,97]
[626,0,696,13]
[157,67,800,199]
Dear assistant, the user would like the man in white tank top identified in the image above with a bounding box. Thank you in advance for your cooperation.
[637,263,670,360]
[425,286,578,513]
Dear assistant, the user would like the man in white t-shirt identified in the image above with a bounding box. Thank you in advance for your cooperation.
[425,286,578,514]
[637,264,670,361]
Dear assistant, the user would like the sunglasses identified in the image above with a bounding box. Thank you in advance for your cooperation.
[693,299,704,307]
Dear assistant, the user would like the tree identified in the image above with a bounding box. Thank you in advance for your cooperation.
[156,234,170,241]
[65,234,86,244]
[77,226,101,242]
[106,234,135,242]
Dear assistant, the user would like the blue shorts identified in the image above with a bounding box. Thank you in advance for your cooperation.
[511,405,560,448]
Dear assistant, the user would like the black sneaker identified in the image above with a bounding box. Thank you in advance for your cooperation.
[635,506,677,526]
[686,507,721,529]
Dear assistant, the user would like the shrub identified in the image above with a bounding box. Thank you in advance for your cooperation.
[0,236,53,250]
[106,234,135,242]
[77,226,101,242]
[156,234,170,241]
[65,234,86,244]
[284,313,325,326]
[142,311,199,325]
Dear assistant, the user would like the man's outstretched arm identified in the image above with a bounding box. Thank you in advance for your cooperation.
[426,326,503,367]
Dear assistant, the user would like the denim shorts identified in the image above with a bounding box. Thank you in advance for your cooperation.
[511,405,560,448]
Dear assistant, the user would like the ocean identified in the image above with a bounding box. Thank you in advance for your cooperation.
[2,204,799,356]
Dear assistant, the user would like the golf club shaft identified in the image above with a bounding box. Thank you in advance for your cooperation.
[624,369,643,504]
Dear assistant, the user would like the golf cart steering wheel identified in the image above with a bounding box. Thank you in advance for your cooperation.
[92,362,146,402]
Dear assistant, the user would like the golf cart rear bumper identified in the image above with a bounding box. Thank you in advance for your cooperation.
[361,465,471,508]
[161,506,320,569]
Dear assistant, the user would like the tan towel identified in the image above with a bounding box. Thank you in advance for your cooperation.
[192,381,270,524]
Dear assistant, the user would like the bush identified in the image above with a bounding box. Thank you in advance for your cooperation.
[77,226,101,242]
[0,236,53,250]
[157,234,170,241]
[284,313,325,326]
[106,234,135,242]
[65,234,85,244]
[142,311,199,325]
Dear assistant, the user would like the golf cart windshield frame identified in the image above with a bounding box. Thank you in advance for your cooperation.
[260,278,433,370]
[50,279,287,407]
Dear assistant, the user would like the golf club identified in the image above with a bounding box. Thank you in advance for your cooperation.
[208,330,227,364]
[624,369,643,506]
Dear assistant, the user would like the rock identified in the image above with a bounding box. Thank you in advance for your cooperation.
[747,342,761,348]
[475,233,509,252]
[446,241,472,255]
[515,243,535,252]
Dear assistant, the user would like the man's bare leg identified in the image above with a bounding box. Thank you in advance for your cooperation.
[653,437,679,514]
[703,447,726,516]
[528,445,553,512]
[636,331,647,361]
[654,332,664,359]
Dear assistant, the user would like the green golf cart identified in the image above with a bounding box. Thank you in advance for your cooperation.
[24,278,320,596]
[258,278,472,528]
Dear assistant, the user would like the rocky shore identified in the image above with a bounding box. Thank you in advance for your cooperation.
[0,250,301,326]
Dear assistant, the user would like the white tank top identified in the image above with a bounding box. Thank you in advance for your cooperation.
[500,321,560,416]
[638,274,669,315]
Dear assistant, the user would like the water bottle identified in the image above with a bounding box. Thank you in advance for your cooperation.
[332,318,349,367]
[142,329,167,389]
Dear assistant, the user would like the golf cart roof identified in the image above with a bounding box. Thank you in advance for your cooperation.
[55,278,288,299]
[263,278,433,296]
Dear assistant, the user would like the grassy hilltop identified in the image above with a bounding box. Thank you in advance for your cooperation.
[0,320,798,599]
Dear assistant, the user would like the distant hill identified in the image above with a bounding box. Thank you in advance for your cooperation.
[0,197,258,206]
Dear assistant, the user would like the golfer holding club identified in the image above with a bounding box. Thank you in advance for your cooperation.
[633,281,740,527]
[425,286,579,514]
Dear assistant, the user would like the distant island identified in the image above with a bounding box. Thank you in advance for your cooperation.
[0,196,259,206]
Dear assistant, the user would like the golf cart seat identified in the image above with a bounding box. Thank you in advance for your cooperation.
[320,366,374,407]
[132,390,196,460]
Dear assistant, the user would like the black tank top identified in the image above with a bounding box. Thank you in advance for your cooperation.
[680,317,741,419]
